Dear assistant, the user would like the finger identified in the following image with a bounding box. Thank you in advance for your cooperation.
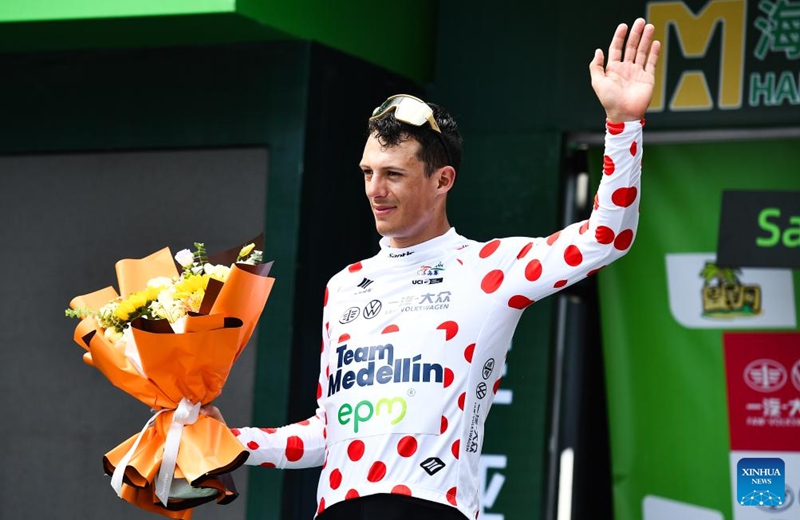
[589,48,605,84]
[624,18,645,62]
[635,22,655,66]
[607,23,628,64]
[644,39,662,76]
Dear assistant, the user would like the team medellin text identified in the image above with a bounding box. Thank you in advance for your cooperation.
[328,342,444,397]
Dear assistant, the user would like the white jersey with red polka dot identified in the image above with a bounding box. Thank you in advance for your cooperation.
[232,120,643,519]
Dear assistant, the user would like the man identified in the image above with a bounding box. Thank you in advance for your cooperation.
[205,18,660,520]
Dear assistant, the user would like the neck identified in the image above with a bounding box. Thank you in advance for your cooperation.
[388,219,451,249]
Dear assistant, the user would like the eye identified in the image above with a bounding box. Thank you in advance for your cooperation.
[387,171,402,178]
[361,169,372,178]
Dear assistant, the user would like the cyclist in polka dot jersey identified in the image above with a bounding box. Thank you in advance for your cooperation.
[203,18,661,520]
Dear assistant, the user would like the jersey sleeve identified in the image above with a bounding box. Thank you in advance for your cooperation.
[461,119,643,309]
[231,285,332,469]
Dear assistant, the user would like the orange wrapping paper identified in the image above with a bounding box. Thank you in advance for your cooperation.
[69,243,274,518]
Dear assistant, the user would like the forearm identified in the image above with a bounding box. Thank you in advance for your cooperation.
[232,412,326,469]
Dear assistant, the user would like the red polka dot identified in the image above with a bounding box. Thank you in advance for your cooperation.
[259,462,276,468]
[517,242,533,259]
[440,416,448,434]
[247,441,259,450]
[447,487,458,506]
[444,368,454,388]
[481,270,504,294]
[564,245,583,266]
[397,436,418,457]
[259,427,277,434]
[326,365,330,377]
[437,321,459,341]
[323,427,327,439]
[346,489,360,500]
[579,221,589,234]
[587,266,606,276]
[338,333,350,343]
[391,485,412,496]
[607,120,625,134]
[464,344,475,363]
[317,498,325,515]
[348,262,363,272]
[479,239,501,258]
[630,141,638,156]
[451,440,460,459]
[547,231,561,245]
[611,186,638,208]
[525,259,542,281]
[298,420,310,426]
[285,436,304,462]
[323,287,329,307]
[640,118,646,126]
[508,295,534,309]
[325,321,329,332]
[595,226,615,244]
[554,280,568,288]
[317,383,322,400]
[321,339,325,353]
[457,258,463,265]
[230,428,240,436]
[603,155,615,175]
[593,193,599,210]
[329,469,342,489]
[614,229,634,250]
[382,324,399,334]
[347,440,365,461]
[367,461,387,482]
[458,392,466,410]
[493,378,502,394]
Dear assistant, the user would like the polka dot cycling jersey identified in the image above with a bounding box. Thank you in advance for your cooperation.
[232,120,643,519]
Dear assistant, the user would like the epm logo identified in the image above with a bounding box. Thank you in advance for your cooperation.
[737,458,785,506]
[648,0,800,112]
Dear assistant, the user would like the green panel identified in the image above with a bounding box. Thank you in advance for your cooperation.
[0,0,234,21]
[449,131,561,519]
[593,139,800,520]
[235,0,435,83]
[0,14,291,54]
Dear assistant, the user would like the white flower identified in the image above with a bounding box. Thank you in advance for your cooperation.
[175,249,194,268]
[203,262,231,282]
[147,276,174,289]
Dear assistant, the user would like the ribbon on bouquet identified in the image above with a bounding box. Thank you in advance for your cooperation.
[155,397,201,506]
[110,397,201,507]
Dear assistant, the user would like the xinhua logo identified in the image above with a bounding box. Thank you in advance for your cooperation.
[737,458,785,506]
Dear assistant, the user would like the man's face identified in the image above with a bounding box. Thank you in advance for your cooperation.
[359,133,445,248]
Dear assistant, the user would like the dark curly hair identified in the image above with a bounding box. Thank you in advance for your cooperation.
[367,101,463,177]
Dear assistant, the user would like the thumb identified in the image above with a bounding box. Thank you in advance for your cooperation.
[589,48,605,84]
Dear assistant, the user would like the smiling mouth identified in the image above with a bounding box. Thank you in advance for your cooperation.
[372,206,395,216]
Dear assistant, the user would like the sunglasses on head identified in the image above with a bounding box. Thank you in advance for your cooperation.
[370,94,442,133]
[370,94,453,167]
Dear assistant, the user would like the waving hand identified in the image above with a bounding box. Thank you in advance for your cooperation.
[590,18,661,122]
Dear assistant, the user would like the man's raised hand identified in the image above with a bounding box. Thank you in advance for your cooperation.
[589,18,661,123]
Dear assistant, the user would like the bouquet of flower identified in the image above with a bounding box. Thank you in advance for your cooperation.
[67,237,274,519]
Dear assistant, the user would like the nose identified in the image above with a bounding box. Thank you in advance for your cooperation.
[365,172,387,200]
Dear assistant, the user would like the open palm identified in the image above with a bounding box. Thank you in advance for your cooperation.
[590,19,661,122]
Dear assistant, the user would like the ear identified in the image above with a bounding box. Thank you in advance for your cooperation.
[436,165,457,194]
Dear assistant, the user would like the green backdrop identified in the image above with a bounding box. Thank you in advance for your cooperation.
[591,138,800,519]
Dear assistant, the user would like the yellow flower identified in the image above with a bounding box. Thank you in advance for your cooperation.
[238,243,255,259]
